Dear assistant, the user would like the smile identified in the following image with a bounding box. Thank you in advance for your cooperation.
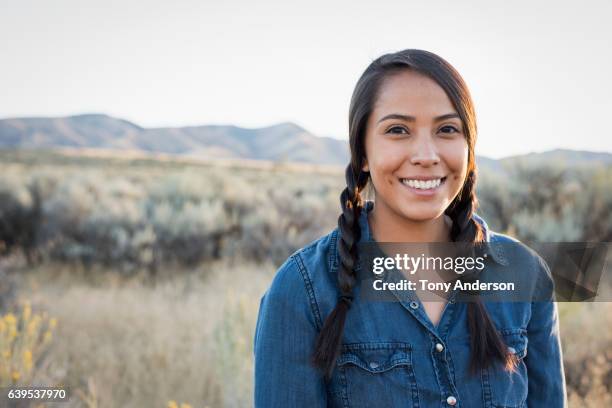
[400,176,447,190]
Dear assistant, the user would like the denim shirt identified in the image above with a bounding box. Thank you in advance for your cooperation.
[254,201,567,407]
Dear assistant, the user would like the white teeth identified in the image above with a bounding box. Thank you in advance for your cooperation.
[401,178,443,190]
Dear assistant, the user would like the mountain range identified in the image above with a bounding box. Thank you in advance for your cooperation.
[1,113,610,167]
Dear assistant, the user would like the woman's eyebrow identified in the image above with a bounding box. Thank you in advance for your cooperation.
[377,112,460,123]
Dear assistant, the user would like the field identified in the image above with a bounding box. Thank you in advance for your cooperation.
[0,149,610,407]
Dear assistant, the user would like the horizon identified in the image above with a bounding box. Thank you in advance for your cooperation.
[1,111,611,160]
[3,109,612,160]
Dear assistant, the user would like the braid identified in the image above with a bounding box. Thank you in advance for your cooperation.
[446,170,483,242]
[446,170,518,374]
[312,164,367,380]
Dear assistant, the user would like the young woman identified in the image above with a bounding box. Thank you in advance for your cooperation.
[254,49,566,407]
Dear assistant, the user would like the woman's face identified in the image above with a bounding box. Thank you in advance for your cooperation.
[362,69,469,222]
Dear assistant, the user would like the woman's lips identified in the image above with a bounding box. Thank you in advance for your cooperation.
[399,176,447,196]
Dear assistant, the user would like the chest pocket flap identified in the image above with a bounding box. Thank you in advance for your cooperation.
[337,342,412,373]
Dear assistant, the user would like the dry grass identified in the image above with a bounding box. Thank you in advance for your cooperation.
[12,261,274,407]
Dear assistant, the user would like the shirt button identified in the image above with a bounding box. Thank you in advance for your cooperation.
[436,343,444,352]
[446,395,457,405]
[369,361,379,369]
[409,301,419,309]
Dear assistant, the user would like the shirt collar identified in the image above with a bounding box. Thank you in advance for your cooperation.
[358,200,508,266]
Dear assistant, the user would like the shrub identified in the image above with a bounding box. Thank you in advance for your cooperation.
[0,301,56,386]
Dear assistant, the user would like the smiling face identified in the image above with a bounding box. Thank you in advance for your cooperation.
[362,69,469,223]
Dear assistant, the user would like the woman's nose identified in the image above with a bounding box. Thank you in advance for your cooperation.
[410,135,440,166]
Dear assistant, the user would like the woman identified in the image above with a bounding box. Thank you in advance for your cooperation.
[254,49,566,407]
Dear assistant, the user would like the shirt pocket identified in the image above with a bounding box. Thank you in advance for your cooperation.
[484,330,529,408]
[331,342,419,408]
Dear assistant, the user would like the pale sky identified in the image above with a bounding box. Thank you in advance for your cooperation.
[1,0,611,158]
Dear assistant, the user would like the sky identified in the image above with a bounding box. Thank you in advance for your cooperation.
[1,0,611,158]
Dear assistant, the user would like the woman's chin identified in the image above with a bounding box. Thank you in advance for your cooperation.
[397,206,446,223]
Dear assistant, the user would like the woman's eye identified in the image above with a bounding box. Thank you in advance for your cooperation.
[387,126,408,134]
[439,125,460,134]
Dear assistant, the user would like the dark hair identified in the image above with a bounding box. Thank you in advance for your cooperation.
[312,49,517,380]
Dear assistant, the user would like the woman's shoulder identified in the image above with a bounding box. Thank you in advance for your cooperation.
[273,228,338,285]
[487,229,548,268]
[262,229,337,327]
[486,227,555,299]
[474,212,546,267]
[264,228,340,311]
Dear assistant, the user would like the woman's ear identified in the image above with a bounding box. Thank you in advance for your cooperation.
[362,158,369,172]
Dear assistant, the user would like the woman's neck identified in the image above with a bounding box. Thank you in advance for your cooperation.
[368,203,452,243]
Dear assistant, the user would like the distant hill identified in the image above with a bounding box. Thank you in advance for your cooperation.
[499,149,612,167]
[476,149,612,174]
[0,114,350,165]
[1,114,610,168]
